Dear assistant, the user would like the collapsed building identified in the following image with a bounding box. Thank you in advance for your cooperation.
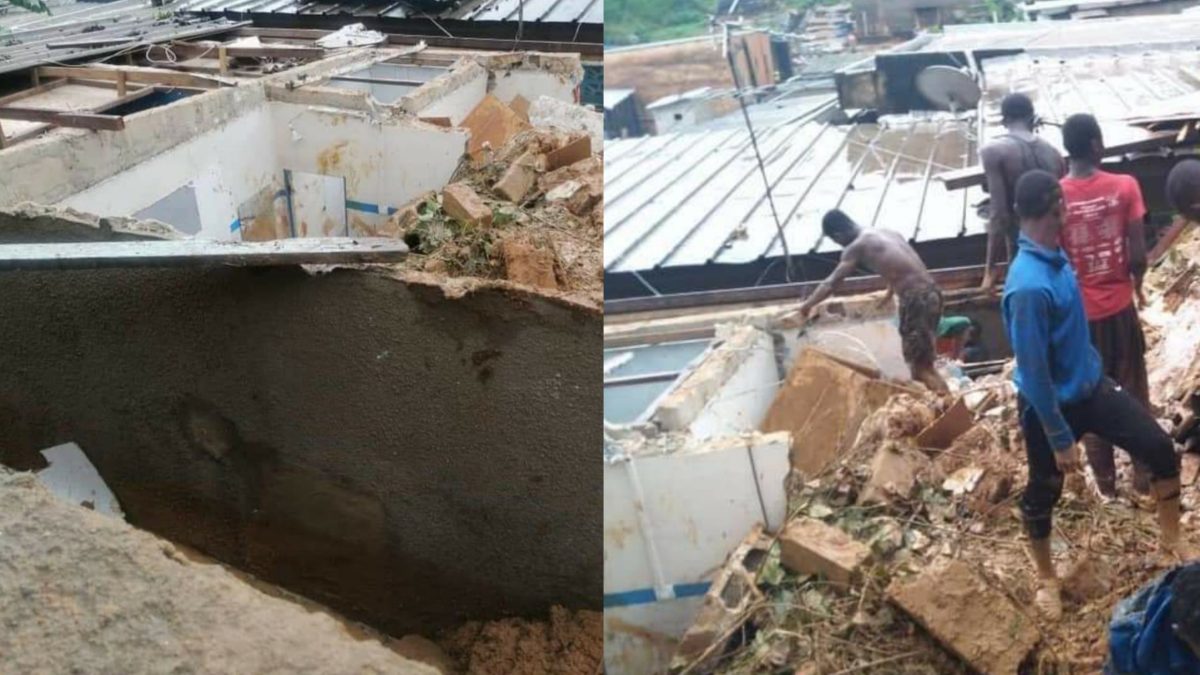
[603,12,1200,675]
[0,10,602,674]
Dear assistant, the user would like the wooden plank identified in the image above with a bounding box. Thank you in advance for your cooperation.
[328,74,425,87]
[218,45,229,75]
[937,130,1179,190]
[37,66,226,90]
[0,107,125,131]
[0,238,409,271]
[116,71,127,98]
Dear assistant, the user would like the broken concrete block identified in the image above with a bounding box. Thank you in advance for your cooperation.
[461,94,530,162]
[395,635,457,675]
[546,135,592,171]
[501,239,558,291]
[441,183,492,228]
[671,525,770,672]
[386,190,435,236]
[888,560,1038,675]
[915,397,973,450]
[1061,556,1114,604]
[493,158,538,203]
[779,517,870,589]
[419,116,453,128]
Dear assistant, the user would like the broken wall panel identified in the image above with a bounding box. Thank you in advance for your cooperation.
[0,231,601,636]
[603,432,789,673]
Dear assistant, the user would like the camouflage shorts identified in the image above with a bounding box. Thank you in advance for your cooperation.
[898,283,943,367]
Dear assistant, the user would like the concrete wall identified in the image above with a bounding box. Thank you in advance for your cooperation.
[603,433,789,674]
[0,231,601,635]
[491,68,577,105]
[688,329,779,441]
[271,103,467,236]
[58,104,278,240]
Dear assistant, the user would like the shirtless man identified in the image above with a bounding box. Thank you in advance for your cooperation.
[980,93,1066,291]
[780,209,949,393]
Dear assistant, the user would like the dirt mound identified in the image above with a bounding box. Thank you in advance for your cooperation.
[0,469,435,675]
[440,606,602,675]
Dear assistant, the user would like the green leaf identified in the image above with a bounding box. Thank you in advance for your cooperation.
[758,543,785,587]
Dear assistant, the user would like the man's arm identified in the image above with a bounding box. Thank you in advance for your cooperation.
[1125,177,1149,305]
[801,247,859,314]
[981,147,1009,289]
[1008,288,1075,452]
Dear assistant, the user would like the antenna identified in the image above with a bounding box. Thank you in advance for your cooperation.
[915,65,982,115]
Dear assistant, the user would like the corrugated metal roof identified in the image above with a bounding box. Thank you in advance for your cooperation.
[177,0,600,24]
[604,88,634,109]
[921,13,1200,52]
[605,37,1200,275]
[0,2,241,76]
[604,102,986,272]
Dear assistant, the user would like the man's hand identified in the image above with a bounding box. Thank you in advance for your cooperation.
[777,305,812,330]
[1054,443,1082,474]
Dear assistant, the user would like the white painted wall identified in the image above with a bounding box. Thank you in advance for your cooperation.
[412,70,488,125]
[491,69,577,105]
[271,103,468,236]
[58,104,278,240]
[783,317,910,380]
[688,329,779,440]
[604,433,789,674]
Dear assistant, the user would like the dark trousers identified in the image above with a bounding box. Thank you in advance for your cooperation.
[1020,378,1179,540]
[1085,303,1153,494]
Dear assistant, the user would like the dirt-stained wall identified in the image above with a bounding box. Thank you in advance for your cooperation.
[0,216,601,634]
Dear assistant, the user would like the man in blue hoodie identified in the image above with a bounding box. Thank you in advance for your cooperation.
[1106,562,1200,674]
[1002,170,1184,621]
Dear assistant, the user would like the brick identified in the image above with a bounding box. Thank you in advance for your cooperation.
[501,239,557,290]
[887,560,1038,675]
[509,94,531,121]
[546,135,592,171]
[460,94,529,162]
[442,183,492,228]
[493,155,538,203]
[860,441,930,505]
[779,517,869,588]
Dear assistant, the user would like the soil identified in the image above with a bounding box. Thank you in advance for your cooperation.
[0,469,434,674]
[440,606,602,675]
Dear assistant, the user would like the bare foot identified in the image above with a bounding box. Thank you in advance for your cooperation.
[1035,578,1062,621]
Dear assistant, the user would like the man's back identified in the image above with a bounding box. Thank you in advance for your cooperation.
[1060,170,1145,320]
[848,229,932,292]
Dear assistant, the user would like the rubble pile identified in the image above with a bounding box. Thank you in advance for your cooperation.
[689,370,1198,674]
[390,94,603,306]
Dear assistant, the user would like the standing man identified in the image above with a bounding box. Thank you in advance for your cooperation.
[980,93,1066,291]
[780,209,949,393]
[1003,170,1184,621]
[1059,113,1153,499]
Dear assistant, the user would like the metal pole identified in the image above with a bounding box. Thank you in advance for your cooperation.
[723,24,796,283]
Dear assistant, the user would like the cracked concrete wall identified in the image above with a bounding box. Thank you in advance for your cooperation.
[0,218,601,635]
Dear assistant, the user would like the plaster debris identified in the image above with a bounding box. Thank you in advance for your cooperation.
[779,517,870,589]
[315,23,387,48]
[529,96,603,149]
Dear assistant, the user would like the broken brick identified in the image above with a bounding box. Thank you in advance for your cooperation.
[386,190,435,235]
[501,239,558,290]
[779,517,869,588]
[419,116,452,128]
[546,135,592,171]
[460,94,530,163]
[915,397,973,450]
[493,156,538,203]
[509,94,531,121]
[442,183,492,228]
[888,560,1038,675]
[860,441,929,505]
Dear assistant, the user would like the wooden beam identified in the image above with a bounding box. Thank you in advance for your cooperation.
[328,74,426,87]
[170,41,325,60]
[116,71,127,98]
[0,78,71,108]
[218,45,229,75]
[0,107,125,131]
[0,238,409,271]
[37,66,226,90]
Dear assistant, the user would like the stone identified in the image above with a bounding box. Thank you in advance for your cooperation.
[508,94,531,121]
[779,517,870,589]
[395,635,458,675]
[915,397,974,450]
[887,560,1038,675]
[493,156,538,203]
[441,183,492,228]
[1061,556,1114,604]
[386,191,435,235]
[501,239,557,290]
[860,441,928,504]
[546,135,592,171]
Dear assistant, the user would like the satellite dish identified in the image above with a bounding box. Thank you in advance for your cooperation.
[915,65,982,113]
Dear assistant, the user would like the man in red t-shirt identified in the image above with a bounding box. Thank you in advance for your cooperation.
[1059,113,1152,499]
